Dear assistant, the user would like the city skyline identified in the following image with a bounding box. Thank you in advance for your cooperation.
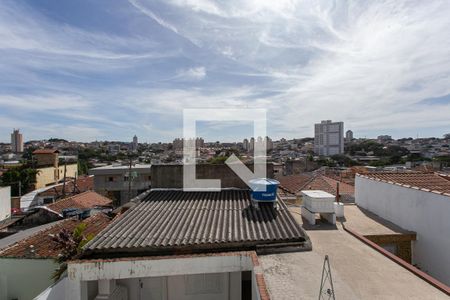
[1,1,450,142]
[1,128,450,145]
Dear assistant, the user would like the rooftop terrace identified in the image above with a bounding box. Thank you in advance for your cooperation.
[260,205,448,299]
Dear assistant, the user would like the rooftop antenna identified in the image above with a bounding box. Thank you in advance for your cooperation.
[319,255,336,300]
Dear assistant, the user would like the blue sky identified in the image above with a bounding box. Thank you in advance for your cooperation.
[1,0,450,142]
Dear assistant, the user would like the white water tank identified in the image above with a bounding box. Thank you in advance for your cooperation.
[301,190,335,213]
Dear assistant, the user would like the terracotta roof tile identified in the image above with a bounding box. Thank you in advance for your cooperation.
[46,191,112,215]
[0,213,111,258]
[32,149,59,154]
[277,174,354,197]
[362,172,450,194]
[38,176,94,197]
[277,175,312,194]
[321,176,355,195]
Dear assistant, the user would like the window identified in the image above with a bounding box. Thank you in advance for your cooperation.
[108,177,114,182]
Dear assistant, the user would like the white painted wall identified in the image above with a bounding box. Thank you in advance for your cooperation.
[0,258,58,300]
[355,176,450,285]
[60,273,241,300]
[67,254,256,300]
[0,186,11,221]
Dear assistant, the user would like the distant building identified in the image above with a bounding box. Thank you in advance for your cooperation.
[89,164,151,205]
[131,135,138,152]
[314,120,344,156]
[265,136,273,151]
[243,137,272,153]
[32,149,78,189]
[345,130,354,142]
[243,138,249,151]
[249,137,255,152]
[173,137,204,151]
[377,135,392,143]
[10,129,23,153]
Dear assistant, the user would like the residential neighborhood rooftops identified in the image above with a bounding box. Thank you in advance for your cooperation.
[277,174,312,194]
[278,174,355,202]
[84,189,310,257]
[45,191,112,215]
[38,175,94,198]
[32,149,60,154]
[89,164,151,170]
[358,172,450,195]
[89,164,152,175]
[0,213,111,259]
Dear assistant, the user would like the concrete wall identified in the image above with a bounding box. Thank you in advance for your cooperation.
[113,273,241,300]
[355,176,450,285]
[68,253,257,300]
[35,164,78,189]
[92,170,151,205]
[0,258,58,300]
[151,164,274,189]
[0,186,11,221]
[35,153,58,168]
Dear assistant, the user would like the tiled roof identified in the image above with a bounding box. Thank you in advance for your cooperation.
[277,174,354,197]
[359,172,450,195]
[277,174,312,194]
[438,173,450,182]
[0,213,111,258]
[84,189,309,256]
[38,175,94,197]
[32,149,59,154]
[46,191,112,215]
[321,176,355,195]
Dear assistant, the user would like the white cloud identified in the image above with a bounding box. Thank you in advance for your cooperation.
[2,0,450,141]
[129,0,450,138]
[176,67,206,80]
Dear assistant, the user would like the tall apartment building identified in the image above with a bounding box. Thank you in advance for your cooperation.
[242,138,249,151]
[314,120,344,156]
[11,129,23,153]
[346,130,354,142]
[172,137,204,151]
[131,135,138,152]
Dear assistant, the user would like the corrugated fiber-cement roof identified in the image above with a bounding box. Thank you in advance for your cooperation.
[84,189,309,256]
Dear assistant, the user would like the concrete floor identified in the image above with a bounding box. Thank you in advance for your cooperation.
[342,204,415,236]
[259,206,448,300]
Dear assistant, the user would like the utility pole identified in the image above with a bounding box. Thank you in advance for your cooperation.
[128,157,133,202]
[62,160,67,198]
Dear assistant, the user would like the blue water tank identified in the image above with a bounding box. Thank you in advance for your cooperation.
[249,178,280,202]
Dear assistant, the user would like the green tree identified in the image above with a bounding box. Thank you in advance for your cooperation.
[0,166,40,196]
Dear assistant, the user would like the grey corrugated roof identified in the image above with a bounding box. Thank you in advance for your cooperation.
[84,189,309,256]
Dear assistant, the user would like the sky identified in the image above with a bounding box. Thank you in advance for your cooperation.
[1,0,450,143]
